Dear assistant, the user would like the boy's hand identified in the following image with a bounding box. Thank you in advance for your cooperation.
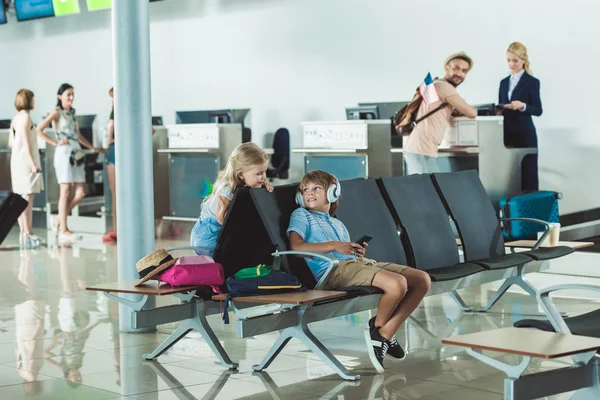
[334,241,364,256]
[263,181,274,192]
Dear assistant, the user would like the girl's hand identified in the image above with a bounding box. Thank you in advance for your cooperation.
[511,100,525,110]
[334,241,363,256]
[30,161,39,175]
[263,181,274,192]
[57,138,69,146]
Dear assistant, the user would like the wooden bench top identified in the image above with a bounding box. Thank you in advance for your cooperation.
[86,280,206,296]
[504,240,594,250]
[212,290,347,305]
[442,327,600,359]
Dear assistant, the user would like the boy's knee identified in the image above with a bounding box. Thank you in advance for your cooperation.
[387,275,408,296]
[415,270,432,292]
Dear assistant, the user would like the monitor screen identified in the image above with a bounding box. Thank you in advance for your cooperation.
[15,0,55,21]
[53,0,80,16]
[175,111,211,124]
[0,2,7,24]
[152,116,163,126]
[358,102,408,120]
[0,120,11,129]
[345,106,379,121]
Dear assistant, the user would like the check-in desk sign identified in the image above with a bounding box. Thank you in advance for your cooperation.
[303,122,369,149]
[166,124,220,149]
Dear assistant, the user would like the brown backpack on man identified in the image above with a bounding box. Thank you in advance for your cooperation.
[392,79,448,136]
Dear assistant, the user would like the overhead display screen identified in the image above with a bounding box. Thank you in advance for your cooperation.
[87,0,163,11]
[14,0,55,21]
[52,0,80,16]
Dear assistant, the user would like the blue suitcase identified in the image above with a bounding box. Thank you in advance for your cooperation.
[499,191,561,241]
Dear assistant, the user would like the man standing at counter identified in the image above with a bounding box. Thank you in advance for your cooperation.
[404,52,478,175]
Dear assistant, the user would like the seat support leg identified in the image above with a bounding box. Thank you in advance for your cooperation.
[140,300,237,369]
[449,290,473,312]
[252,309,360,381]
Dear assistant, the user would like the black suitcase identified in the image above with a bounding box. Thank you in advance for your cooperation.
[0,191,28,246]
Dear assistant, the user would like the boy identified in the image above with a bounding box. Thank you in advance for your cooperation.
[287,170,431,373]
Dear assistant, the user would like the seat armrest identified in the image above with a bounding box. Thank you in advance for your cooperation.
[272,250,339,290]
[166,245,214,254]
[537,284,600,335]
[499,217,551,250]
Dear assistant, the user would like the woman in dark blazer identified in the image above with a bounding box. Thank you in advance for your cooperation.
[499,42,542,190]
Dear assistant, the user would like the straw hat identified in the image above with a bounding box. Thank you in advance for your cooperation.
[444,51,474,70]
[134,249,178,287]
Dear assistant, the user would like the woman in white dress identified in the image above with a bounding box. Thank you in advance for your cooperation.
[37,84,99,241]
[8,89,44,246]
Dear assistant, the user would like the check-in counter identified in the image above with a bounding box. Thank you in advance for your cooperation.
[159,123,244,220]
[292,120,392,180]
[392,116,537,207]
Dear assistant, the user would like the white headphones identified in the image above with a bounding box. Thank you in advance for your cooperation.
[295,175,342,208]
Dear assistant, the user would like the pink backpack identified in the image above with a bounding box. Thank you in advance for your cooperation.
[158,256,224,293]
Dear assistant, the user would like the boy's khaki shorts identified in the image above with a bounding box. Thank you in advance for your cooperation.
[328,257,408,288]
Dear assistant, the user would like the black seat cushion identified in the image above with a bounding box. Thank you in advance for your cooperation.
[473,253,533,270]
[520,246,575,261]
[426,263,485,282]
[515,309,600,338]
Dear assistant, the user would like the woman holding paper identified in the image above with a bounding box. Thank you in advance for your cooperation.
[9,89,44,246]
[499,42,542,190]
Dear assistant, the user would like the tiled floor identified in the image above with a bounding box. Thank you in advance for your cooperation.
[1,230,600,399]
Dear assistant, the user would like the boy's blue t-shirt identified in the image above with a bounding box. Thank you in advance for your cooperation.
[286,208,356,280]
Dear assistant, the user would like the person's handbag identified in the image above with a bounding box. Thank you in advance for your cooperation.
[158,256,225,292]
[69,150,86,166]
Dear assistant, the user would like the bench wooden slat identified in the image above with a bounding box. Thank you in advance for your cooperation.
[504,240,594,250]
[212,290,347,305]
[86,280,206,296]
[442,327,600,359]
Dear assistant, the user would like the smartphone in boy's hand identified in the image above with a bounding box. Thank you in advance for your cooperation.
[354,235,373,246]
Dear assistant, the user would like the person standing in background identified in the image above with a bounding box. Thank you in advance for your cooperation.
[37,83,99,242]
[403,52,478,175]
[9,89,44,247]
[103,88,117,243]
[499,42,542,190]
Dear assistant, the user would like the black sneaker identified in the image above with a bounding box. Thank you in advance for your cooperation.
[364,325,389,373]
[369,316,406,360]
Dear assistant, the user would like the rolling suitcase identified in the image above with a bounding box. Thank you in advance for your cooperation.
[0,191,28,246]
[499,191,561,241]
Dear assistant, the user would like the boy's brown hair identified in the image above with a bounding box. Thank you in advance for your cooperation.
[298,170,339,216]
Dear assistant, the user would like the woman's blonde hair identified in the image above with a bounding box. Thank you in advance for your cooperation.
[203,142,269,205]
[299,170,339,216]
[507,42,532,75]
[15,89,35,111]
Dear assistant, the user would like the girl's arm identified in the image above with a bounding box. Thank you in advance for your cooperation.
[75,119,96,151]
[37,109,63,147]
[107,119,115,145]
[16,116,38,172]
[215,196,232,225]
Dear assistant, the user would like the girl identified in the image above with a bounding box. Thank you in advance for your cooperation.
[190,142,273,254]
[103,87,117,243]
[8,89,44,247]
[37,83,99,242]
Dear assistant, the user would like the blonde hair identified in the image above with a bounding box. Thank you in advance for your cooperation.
[203,142,269,206]
[298,170,339,216]
[507,42,532,75]
[15,89,34,111]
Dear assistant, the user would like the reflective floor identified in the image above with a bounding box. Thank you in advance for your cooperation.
[1,230,600,399]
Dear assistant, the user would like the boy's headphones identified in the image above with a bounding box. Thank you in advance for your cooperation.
[295,175,342,208]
